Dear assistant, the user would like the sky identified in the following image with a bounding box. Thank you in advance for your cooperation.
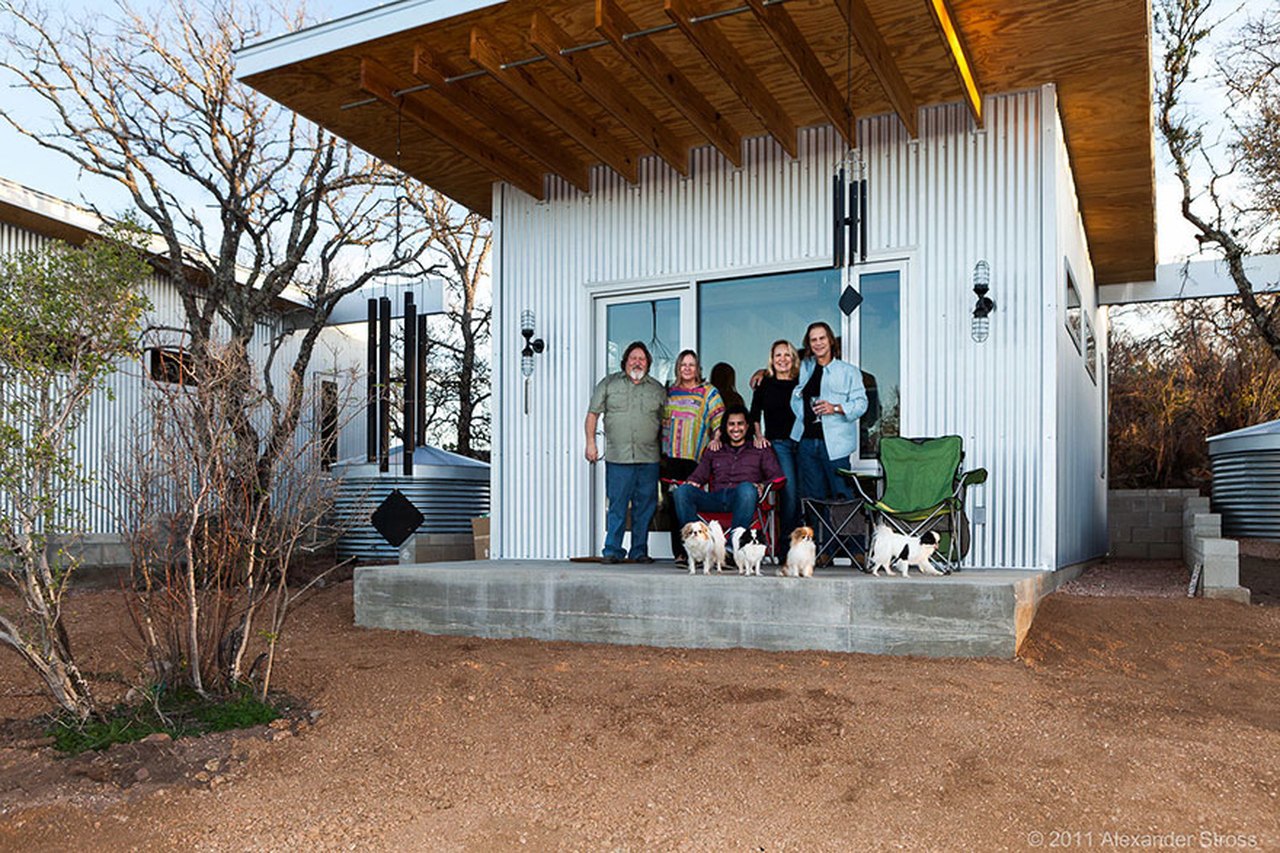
[0,0,1230,271]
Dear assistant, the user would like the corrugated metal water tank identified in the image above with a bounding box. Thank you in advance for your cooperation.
[332,446,490,561]
[1208,419,1280,540]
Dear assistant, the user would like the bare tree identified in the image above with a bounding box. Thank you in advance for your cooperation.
[0,0,442,698]
[0,0,436,501]
[117,345,349,700]
[1109,299,1280,488]
[0,232,150,721]
[1156,0,1280,361]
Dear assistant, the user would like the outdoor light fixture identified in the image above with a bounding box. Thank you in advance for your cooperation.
[520,309,545,377]
[971,260,995,343]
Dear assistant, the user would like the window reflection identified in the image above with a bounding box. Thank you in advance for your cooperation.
[606,298,679,384]
[698,269,842,388]
[696,267,902,461]
[858,271,901,458]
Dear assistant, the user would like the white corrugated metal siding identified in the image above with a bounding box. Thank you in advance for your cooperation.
[495,87,1063,569]
[1051,96,1110,567]
[1,217,363,535]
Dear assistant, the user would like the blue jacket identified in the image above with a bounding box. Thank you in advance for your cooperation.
[790,357,868,461]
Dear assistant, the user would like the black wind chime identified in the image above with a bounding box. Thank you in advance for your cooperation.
[366,99,429,476]
[831,14,866,319]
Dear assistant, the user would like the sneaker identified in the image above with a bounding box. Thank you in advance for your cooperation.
[601,555,622,564]
[674,554,688,568]
[630,555,655,564]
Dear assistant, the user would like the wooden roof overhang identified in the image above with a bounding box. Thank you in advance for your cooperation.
[237,0,1155,284]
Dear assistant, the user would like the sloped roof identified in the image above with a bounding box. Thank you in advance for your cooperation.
[237,0,1156,284]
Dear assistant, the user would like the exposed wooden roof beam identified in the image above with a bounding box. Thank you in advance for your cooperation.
[595,0,742,168]
[529,11,689,177]
[924,0,982,126]
[832,0,918,138]
[413,46,592,193]
[745,0,855,148]
[664,0,798,158]
[359,58,546,200]
[470,28,640,184]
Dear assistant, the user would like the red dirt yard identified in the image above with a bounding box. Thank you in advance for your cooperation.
[1,561,1277,850]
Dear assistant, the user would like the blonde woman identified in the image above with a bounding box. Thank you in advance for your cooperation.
[661,349,724,565]
[748,339,801,539]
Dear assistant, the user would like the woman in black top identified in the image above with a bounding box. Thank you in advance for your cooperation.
[748,339,801,540]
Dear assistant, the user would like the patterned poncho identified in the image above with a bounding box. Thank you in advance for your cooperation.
[661,384,724,461]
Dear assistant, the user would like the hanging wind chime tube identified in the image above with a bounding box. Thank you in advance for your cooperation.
[831,155,868,272]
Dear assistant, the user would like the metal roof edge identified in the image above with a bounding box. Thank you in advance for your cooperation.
[1208,418,1280,444]
[233,0,503,80]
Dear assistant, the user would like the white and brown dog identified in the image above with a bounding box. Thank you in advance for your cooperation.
[681,519,727,575]
[867,524,945,577]
[730,527,768,577]
[779,526,816,578]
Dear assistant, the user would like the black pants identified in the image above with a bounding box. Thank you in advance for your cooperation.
[660,455,699,558]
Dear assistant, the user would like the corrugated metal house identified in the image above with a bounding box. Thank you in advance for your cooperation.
[235,0,1156,570]
[0,177,369,549]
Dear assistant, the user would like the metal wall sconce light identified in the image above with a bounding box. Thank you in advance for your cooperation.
[520,309,545,377]
[971,260,995,343]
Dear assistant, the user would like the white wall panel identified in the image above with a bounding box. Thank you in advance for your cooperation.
[495,87,1062,569]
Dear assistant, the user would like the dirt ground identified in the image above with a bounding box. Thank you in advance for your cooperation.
[1,559,1277,851]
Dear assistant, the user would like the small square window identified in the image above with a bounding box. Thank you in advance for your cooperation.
[147,348,197,386]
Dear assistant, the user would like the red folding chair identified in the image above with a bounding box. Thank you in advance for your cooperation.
[662,477,787,563]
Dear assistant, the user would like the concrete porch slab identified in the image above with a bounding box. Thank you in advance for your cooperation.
[354,561,1080,658]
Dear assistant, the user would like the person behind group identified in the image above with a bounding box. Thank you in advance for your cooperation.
[660,349,724,562]
[709,361,745,410]
[584,341,667,564]
[671,405,783,552]
[791,321,868,524]
[747,339,801,543]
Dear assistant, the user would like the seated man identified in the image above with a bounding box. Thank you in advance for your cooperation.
[671,405,784,562]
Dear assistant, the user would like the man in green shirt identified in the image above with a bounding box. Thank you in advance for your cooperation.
[584,341,666,563]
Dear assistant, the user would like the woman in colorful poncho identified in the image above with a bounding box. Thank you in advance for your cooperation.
[661,349,724,566]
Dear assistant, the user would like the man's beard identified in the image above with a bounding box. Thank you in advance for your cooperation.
[628,368,645,382]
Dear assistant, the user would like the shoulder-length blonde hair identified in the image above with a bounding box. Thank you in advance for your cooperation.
[766,339,800,380]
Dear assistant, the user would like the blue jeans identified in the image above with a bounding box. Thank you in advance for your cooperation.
[797,437,853,523]
[603,462,659,559]
[671,482,759,533]
[770,437,800,537]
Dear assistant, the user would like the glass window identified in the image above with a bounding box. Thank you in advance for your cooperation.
[1065,272,1083,354]
[1083,310,1097,385]
[697,266,901,461]
[697,269,842,403]
[606,298,680,385]
[857,271,901,458]
[147,347,197,386]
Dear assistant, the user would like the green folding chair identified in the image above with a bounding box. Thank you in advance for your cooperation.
[843,435,987,572]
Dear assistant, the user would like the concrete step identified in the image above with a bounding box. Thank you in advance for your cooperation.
[355,561,1076,658]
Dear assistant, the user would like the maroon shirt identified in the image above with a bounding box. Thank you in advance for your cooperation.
[687,442,784,492]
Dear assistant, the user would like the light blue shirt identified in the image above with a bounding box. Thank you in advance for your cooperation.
[789,357,868,461]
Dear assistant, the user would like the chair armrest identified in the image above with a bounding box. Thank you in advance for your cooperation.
[960,468,988,487]
[758,476,787,503]
[661,478,705,491]
[837,468,879,503]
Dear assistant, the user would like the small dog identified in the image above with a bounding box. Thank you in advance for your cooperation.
[681,519,727,575]
[779,526,816,578]
[867,524,945,577]
[706,519,727,573]
[730,527,768,577]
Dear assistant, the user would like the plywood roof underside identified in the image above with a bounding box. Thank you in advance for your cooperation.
[241,0,1155,284]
